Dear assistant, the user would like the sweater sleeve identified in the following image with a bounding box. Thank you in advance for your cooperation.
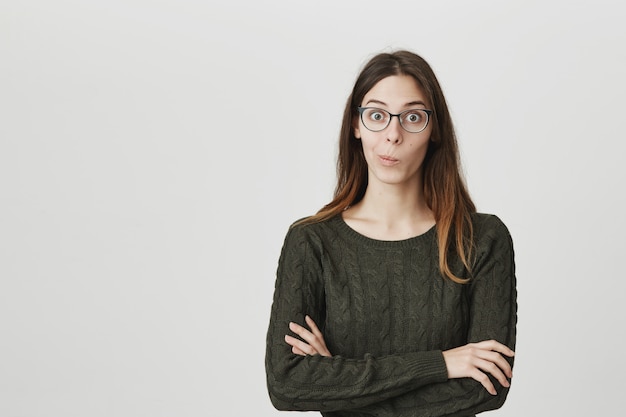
[265,223,449,412]
[352,215,518,417]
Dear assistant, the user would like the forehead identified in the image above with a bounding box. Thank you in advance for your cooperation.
[362,75,429,107]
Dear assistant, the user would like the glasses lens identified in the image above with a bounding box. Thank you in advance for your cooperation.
[400,110,429,133]
[361,108,390,132]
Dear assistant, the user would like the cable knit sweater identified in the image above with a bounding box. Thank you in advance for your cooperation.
[265,213,517,417]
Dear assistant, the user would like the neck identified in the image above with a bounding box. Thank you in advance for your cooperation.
[344,176,435,240]
[361,185,431,223]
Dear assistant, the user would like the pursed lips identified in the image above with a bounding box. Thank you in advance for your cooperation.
[378,155,399,165]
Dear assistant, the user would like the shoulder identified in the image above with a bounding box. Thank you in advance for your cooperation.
[471,212,512,242]
[282,215,342,249]
[277,215,344,270]
[471,213,515,267]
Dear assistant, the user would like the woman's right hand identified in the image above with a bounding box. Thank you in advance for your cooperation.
[284,315,332,357]
[442,340,514,395]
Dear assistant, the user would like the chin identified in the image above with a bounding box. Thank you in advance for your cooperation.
[376,175,413,186]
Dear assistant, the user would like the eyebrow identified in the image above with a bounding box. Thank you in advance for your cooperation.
[365,99,427,107]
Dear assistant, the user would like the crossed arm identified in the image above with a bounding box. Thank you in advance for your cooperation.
[286,315,514,396]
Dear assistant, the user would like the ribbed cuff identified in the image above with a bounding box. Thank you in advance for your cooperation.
[405,350,449,387]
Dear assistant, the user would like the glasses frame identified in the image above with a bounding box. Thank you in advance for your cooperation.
[357,106,433,133]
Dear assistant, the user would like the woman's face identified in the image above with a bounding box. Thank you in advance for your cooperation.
[354,74,433,189]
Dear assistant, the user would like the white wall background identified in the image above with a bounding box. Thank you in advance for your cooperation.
[1,0,625,416]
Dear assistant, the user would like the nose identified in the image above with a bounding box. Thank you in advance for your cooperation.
[386,115,403,144]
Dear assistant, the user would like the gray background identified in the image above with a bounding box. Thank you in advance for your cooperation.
[1,0,625,416]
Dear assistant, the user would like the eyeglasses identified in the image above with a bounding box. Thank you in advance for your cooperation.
[357,107,433,133]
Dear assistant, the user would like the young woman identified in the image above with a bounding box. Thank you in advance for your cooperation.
[265,50,517,417]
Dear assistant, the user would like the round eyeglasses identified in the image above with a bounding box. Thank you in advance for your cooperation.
[357,107,433,133]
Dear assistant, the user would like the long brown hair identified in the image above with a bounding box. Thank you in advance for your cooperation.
[299,50,476,283]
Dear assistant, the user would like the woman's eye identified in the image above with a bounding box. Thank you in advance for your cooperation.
[371,112,384,121]
[405,112,422,123]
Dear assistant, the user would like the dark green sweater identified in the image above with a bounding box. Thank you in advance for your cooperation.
[265,213,517,417]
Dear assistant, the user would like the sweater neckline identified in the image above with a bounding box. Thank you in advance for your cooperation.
[330,214,437,249]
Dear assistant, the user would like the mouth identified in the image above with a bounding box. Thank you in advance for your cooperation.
[378,155,399,165]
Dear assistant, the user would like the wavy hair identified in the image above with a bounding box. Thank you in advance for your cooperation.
[298,50,476,283]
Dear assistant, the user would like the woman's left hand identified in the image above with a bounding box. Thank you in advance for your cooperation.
[285,315,332,357]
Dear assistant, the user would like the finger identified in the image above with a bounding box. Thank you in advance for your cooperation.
[285,334,316,355]
[304,316,322,336]
[290,321,329,356]
[470,368,497,396]
[289,321,314,341]
[476,340,515,357]
[289,321,317,345]
[475,358,510,388]
[305,316,323,339]
[291,345,307,356]
[289,322,317,345]
[305,316,331,356]
[478,350,513,379]
[284,335,317,356]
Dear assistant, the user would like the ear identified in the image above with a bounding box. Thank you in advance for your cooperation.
[353,120,361,139]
